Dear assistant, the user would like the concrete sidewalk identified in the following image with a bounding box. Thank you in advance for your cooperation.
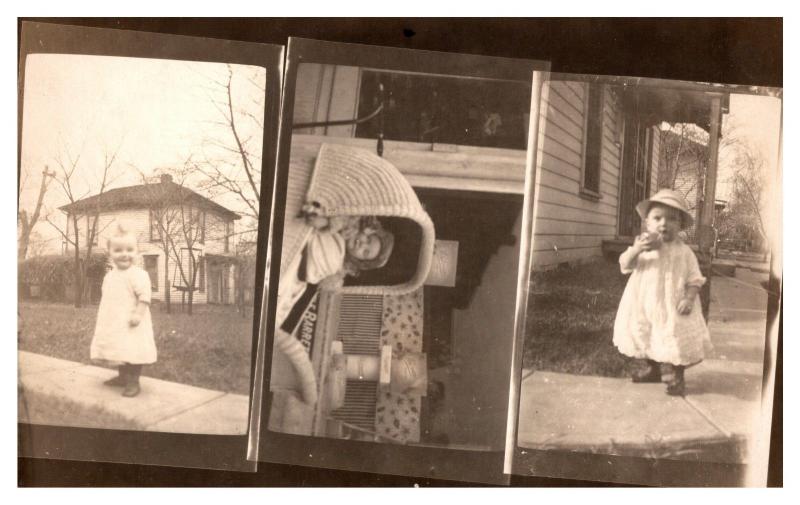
[517,268,770,463]
[18,351,249,435]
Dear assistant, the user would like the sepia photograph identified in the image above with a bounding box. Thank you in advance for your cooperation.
[14,18,782,488]
[256,38,547,482]
[511,74,782,486]
[18,51,268,436]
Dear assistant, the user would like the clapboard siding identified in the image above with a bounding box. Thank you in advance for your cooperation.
[534,218,617,236]
[537,166,619,205]
[532,80,622,270]
[292,63,325,134]
[292,63,361,138]
[532,233,610,252]
[534,200,618,225]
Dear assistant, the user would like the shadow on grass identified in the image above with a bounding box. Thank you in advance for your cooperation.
[523,260,634,378]
[18,385,144,431]
[18,301,253,395]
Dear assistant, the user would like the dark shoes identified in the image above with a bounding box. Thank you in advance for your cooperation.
[103,371,126,387]
[632,360,687,396]
[103,364,142,397]
[122,364,143,397]
[665,365,686,396]
[631,360,662,383]
[122,382,141,397]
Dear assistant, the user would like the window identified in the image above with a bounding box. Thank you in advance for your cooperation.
[198,210,206,244]
[143,255,159,291]
[581,83,605,197]
[198,257,205,293]
[149,210,161,242]
[224,221,231,253]
[355,70,532,150]
[86,216,98,247]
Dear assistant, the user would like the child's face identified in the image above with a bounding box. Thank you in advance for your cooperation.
[109,237,137,269]
[346,230,382,261]
[645,204,682,242]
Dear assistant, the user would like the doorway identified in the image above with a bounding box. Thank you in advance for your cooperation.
[618,105,653,238]
[207,259,229,305]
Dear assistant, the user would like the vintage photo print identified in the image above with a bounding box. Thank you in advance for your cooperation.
[509,73,782,486]
[253,37,548,483]
[18,22,282,471]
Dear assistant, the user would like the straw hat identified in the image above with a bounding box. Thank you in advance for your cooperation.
[635,189,694,229]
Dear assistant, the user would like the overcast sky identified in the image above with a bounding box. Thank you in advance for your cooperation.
[19,54,267,254]
[717,93,782,202]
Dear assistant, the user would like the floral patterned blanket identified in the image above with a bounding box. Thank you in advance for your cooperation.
[375,289,424,443]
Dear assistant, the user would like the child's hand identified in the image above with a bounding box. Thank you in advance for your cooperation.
[633,233,655,253]
[300,201,322,216]
[677,297,693,315]
[305,214,330,229]
[129,312,142,327]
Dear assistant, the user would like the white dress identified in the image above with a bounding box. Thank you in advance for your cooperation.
[275,217,357,328]
[91,265,157,365]
[613,240,712,365]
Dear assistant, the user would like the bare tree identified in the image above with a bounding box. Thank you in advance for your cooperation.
[139,170,180,314]
[18,167,55,260]
[139,167,226,315]
[232,236,256,318]
[47,144,120,307]
[723,146,768,250]
[25,230,50,259]
[193,65,264,227]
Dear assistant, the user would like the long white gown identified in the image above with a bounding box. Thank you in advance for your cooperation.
[613,240,712,366]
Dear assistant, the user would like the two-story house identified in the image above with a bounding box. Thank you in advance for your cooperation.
[59,174,240,305]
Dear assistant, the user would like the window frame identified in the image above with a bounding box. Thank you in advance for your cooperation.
[355,68,532,152]
[149,209,162,243]
[199,209,206,245]
[143,254,159,292]
[579,82,605,200]
[86,215,99,247]
[224,220,231,253]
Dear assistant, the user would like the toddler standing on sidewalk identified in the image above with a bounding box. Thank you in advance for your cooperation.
[613,189,712,396]
[91,223,157,398]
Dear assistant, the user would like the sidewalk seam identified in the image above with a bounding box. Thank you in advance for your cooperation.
[143,391,228,428]
[682,396,732,439]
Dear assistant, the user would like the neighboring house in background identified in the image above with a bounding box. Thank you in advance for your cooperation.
[531,76,729,269]
[59,174,240,305]
[657,130,709,242]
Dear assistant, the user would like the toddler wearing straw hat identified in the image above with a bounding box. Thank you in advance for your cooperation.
[613,189,712,396]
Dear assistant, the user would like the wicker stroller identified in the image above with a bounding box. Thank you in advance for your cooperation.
[270,143,435,428]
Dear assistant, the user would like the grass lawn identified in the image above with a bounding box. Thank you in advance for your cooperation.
[18,301,254,395]
[19,386,144,431]
[523,259,636,378]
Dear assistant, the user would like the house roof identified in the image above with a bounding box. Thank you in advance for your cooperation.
[623,87,730,133]
[59,174,240,220]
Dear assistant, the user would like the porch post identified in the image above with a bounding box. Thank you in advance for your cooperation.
[697,94,723,320]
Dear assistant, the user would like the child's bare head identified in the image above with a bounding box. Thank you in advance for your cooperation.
[107,222,138,269]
